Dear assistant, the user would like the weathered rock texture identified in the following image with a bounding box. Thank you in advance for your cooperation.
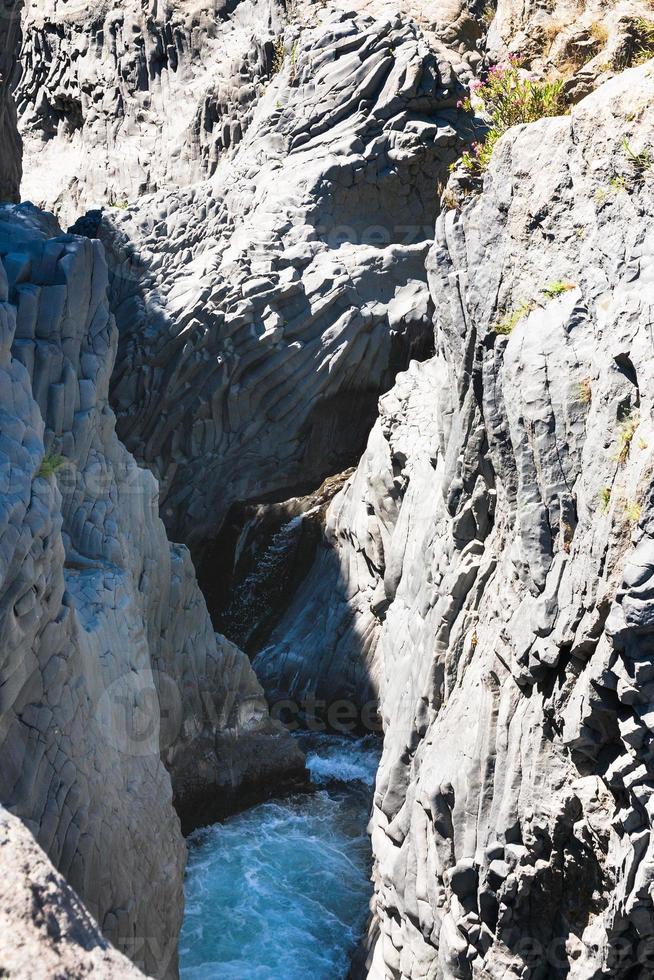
[84,10,467,551]
[16,0,288,221]
[487,0,654,102]
[0,805,146,978]
[13,0,470,549]
[0,201,303,977]
[261,62,654,977]
[0,0,22,201]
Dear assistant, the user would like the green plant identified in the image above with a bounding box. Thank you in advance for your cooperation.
[495,301,535,335]
[610,175,628,193]
[614,410,639,465]
[578,378,592,404]
[622,136,652,178]
[632,19,654,65]
[624,499,642,524]
[271,36,286,75]
[542,280,575,298]
[36,451,65,478]
[598,486,612,512]
[459,62,566,178]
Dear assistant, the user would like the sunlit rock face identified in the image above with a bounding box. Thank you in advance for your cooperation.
[14,0,471,550]
[0,202,303,977]
[263,63,654,978]
[73,10,468,551]
[0,805,147,979]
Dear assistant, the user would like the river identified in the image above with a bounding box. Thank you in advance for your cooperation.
[180,734,381,979]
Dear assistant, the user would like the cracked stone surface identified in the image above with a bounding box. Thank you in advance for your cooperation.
[0,201,303,977]
[14,0,471,549]
[0,805,146,978]
[259,62,654,977]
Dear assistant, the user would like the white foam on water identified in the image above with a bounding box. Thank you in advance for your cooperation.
[180,735,381,980]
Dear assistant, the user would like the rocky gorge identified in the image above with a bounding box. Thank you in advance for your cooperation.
[2,0,654,978]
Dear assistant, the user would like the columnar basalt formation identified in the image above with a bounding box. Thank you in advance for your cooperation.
[0,805,146,979]
[5,0,654,976]
[78,11,469,550]
[0,0,22,201]
[261,63,654,977]
[16,0,287,222]
[0,202,303,976]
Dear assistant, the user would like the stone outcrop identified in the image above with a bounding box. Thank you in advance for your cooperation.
[261,62,654,977]
[14,0,471,550]
[487,0,654,102]
[0,805,146,978]
[15,0,288,222]
[0,200,303,977]
[84,10,468,551]
[0,0,22,201]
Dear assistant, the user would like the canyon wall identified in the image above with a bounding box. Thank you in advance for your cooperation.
[14,0,474,551]
[274,61,654,978]
[0,805,146,979]
[5,0,654,977]
[0,201,304,976]
[0,0,22,201]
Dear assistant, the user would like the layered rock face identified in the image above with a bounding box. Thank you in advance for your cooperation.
[0,201,303,977]
[92,10,467,550]
[0,0,22,201]
[262,63,654,976]
[0,805,145,979]
[16,0,287,221]
[15,0,470,549]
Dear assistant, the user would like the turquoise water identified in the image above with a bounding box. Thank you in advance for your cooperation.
[180,735,380,980]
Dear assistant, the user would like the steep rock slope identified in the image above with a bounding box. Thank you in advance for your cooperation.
[0,0,22,201]
[487,0,654,101]
[263,63,654,977]
[0,805,145,979]
[16,0,287,220]
[81,11,468,550]
[0,202,303,977]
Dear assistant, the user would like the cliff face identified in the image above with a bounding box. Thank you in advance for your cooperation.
[0,805,146,979]
[6,0,654,977]
[0,202,303,975]
[262,62,654,977]
[0,0,22,201]
[15,0,473,551]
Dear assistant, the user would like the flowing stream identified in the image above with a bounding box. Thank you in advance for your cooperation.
[180,734,381,979]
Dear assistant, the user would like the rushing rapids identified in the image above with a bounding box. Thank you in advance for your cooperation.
[180,736,380,979]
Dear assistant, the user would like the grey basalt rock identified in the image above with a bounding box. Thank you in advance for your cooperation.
[16,0,288,222]
[0,202,303,976]
[0,0,22,201]
[65,10,468,551]
[0,805,146,978]
[96,11,466,547]
[263,63,654,977]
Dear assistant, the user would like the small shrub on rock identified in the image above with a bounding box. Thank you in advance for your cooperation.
[459,61,565,177]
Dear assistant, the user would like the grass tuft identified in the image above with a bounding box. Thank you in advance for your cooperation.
[542,280,576,298]
[494,301,535,335]
[614,411,639,465]
[36,451,65,479]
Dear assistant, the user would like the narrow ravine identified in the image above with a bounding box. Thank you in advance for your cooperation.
[180,734,381,979]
